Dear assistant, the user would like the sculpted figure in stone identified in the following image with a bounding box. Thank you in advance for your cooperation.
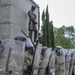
[28,5,37,42]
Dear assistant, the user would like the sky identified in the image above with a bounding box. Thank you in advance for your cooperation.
[34,0,75,28]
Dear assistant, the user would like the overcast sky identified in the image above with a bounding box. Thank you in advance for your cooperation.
[34,0,75,28]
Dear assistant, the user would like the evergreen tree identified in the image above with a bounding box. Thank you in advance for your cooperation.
[50,21,55,50]
[41,10,47,46]
[46,5,50,47]
[40,5,55,49]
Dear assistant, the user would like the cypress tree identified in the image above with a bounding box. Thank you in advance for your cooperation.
[41,5,55,49]
[41,10,47,46]
[46,5,50,47]
[50,21,55,50]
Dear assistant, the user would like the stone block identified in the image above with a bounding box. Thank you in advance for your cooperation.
[2,5,10,18]
[39,48,52,75]
[10,5,28,30]
[49,51,55,75]
[32,44,42,75]
[1,0,10,4]
[0,7,2,23]
[0,24,11,39]
[10,23,28,39]
[59,56,65,75]
[0,43,9,72]
[65,54,71,75]
[0,39,25,74]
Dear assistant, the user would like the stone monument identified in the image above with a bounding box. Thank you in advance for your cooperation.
[0,0,40,40]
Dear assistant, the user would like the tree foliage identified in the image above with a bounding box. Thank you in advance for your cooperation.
[54,25,75,49]
[40,6,75,49]
[40,5,55,49]
[50,21,55,49]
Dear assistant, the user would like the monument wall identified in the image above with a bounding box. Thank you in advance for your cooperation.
[0,0,40,40]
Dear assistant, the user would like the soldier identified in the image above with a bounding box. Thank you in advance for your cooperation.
[28,5,37,42]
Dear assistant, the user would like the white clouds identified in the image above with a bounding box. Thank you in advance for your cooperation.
[34,0,75,28]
